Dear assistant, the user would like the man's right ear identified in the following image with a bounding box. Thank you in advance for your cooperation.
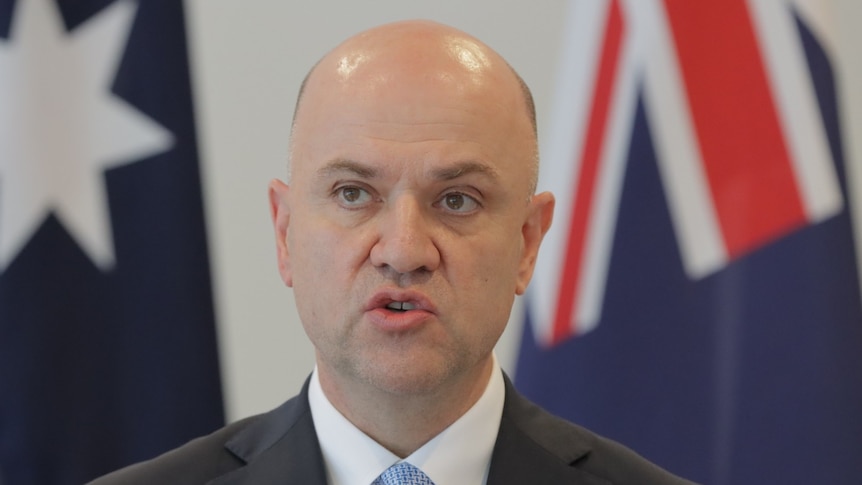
[268,179,293,287]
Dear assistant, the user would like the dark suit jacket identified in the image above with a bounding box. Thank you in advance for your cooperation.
[89,375,695,484]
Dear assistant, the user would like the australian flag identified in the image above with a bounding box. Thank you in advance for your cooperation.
[0,0,223,483]
[516,1,862,483]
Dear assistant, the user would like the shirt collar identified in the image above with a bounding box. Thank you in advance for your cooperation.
[309,356,505,485]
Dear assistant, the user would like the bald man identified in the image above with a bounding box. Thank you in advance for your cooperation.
[90,20,693,485]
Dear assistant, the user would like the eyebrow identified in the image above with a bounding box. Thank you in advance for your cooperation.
[315,158,499,182]
[316,159,379,179]
[430,161,500,183]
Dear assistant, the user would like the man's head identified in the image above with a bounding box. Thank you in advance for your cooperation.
[269,20,554,402]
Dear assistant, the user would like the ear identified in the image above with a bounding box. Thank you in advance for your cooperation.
[268,179,293,287]
[515,191,555,295]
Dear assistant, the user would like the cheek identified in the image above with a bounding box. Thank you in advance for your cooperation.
[288,222,371,302]
[289,228,346,344]
[450,232,522,316]
[467,227,524,289]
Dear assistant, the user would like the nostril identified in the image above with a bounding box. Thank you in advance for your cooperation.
[368,202,442,274]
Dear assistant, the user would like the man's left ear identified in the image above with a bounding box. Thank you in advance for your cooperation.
[515,192,555,295]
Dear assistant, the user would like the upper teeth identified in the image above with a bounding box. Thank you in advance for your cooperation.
[386,301,416,311]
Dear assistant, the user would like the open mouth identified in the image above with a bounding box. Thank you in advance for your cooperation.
[385,301,417,312]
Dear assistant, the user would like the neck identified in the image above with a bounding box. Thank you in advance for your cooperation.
[318,357,494,458]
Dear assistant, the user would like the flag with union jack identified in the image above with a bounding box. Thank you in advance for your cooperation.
[515,1,862,483]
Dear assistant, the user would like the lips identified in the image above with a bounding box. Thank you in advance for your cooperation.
[385,301,417,312]
[366,289,435,312]
[365,290,436,331]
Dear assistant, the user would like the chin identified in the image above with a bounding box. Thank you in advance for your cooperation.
[358,356,459,396]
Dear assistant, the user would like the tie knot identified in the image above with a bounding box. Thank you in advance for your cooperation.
[372,462,435,485]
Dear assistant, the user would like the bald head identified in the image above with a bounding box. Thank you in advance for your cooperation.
[269,20,557,421]
[288,20,539,192]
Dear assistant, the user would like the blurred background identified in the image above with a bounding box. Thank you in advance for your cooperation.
[1,0,861,484]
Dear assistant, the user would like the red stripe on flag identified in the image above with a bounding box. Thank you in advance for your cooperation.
[552,0,625,344]
[662,0,806,258]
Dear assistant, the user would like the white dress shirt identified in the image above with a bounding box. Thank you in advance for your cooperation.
[309,356,506,485]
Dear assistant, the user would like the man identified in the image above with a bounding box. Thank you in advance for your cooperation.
[91,20,693,484]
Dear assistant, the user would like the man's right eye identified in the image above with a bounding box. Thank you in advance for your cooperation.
[335,186,372,206]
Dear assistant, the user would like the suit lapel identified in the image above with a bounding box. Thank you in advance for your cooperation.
[209,379,328,485]
[487,376,610,485]
[205,374,611,484]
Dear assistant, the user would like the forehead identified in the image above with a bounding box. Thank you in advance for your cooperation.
[290,40,535,185]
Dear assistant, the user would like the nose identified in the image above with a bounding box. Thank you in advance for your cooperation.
[369,195,441,275]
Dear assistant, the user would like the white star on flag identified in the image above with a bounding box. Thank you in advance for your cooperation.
[0,0,173,272]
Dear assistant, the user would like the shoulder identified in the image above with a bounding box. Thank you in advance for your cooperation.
[86,416,255,485]
[88,388,313,485]
[494,376,696,485]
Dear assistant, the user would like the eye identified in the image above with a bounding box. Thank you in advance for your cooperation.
[438,192,480,213]
[335,185,373,207]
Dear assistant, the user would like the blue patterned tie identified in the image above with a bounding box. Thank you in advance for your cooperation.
[371,462,435,485]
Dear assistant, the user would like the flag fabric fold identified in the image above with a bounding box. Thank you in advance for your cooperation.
[516,1,862,483]
[0,0,223,483]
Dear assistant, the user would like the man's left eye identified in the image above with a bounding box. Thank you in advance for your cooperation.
[439,192,479,213]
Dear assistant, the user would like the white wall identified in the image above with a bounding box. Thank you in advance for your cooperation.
[184,1,569,421]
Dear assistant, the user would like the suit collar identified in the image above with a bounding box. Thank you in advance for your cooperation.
[488,375,609,484]
[210,378,327,484]
[206,373,609,484]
